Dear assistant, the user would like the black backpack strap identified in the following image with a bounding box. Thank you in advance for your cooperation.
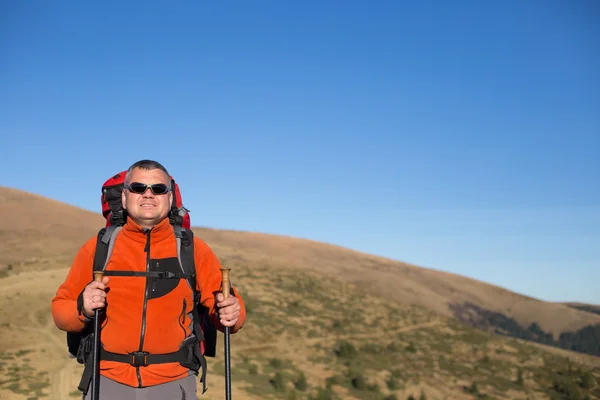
[101,345,196,367]
[178,230,196,299]
[176,231,205,341]
[178,229,214,393]
[77,337,206,395]
[102,270,194,279]
[69,225,122,361]
[93,226,122,273]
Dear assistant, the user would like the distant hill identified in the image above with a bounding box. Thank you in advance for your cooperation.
[1,186,600,400]
[1,186,599,357]
[565,302,600,316]
[0,187,105,266]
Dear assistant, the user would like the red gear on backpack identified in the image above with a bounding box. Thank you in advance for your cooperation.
[100,171,191,229]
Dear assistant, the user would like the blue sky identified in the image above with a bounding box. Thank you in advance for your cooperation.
[1,1,598,304]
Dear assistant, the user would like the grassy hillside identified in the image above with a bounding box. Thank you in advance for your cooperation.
[191,227,600,342]
[1,260,599,400]
[1,187,599,399]
[2,186,599,342]
[220,261,600,400]
[566,303,600,317]
[0,186,104,267]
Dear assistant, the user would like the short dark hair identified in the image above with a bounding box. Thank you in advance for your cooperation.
[124,160,171,188]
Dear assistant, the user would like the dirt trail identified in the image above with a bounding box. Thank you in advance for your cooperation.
[236,319,442,353]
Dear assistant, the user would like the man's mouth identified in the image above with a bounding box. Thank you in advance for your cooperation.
[140,204,155,208]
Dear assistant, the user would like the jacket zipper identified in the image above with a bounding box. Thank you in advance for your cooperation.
[137,229,151,387]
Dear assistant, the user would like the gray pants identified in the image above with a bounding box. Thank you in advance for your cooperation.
[83,375,197,400]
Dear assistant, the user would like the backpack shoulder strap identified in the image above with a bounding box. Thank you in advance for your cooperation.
[176,229,217,358]
[92,225,122,273]
[68,225,122,360]
[177,229,196,292]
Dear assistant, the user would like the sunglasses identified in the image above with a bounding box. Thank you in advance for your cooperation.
[125,182,171,195]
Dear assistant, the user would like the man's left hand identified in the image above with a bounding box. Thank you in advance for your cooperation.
[215,292,240,327]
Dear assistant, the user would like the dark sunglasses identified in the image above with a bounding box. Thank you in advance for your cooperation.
[125,182,171,195]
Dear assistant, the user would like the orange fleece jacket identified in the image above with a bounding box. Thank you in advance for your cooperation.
[51,217,246,388]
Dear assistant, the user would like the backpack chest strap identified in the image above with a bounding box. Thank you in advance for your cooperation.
[102,270,195,279]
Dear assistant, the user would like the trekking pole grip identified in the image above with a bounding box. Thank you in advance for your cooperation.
[221,268,231,300]
[94,271,103,283]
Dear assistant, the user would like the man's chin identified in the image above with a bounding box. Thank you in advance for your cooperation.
[130,213,164,227]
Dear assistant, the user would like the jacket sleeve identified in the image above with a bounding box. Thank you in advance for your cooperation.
[194,237,246,334]
[51,237,97,332]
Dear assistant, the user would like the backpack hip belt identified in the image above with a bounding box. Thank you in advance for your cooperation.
[77,335,207,394]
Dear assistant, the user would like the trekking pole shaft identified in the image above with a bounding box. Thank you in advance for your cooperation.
[91,271,103,400]
[224,326,231,399]
[221,268,232,400]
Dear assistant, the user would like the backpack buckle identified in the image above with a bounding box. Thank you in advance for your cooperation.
[129,351,149,367]
[157,271,179,279]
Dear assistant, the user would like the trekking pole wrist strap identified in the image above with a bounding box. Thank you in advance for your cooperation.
[77,288,94,321]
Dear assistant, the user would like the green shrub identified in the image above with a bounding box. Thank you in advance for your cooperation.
[552,374,583,399]
[310,386,336,400]
[351,374,367,390]
[334,340,358,360]
[270,372,287,392]
[580,371,595,389]
[464,382,479,395]
[386,372,399,390]
[294,372,308,391]
[325,375,341,388]
[516,368,524,386]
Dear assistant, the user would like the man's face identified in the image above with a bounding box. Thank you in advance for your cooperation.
[122,168,173,229]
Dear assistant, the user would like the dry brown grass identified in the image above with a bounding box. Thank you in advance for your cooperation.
[2,186,598,337]
[0,187,105,266]
[1,187,599,400]
[191,226,600,337]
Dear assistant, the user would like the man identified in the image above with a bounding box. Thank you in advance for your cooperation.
[52,160,246,399]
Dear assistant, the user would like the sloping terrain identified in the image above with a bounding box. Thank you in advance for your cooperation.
[191,228,600,340]
[1,187,599,340]
[0,186,105,266]
[1,256,599,400]
[565,303,600,316]
[0,187,599,399]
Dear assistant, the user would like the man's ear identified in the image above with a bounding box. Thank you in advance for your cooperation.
[122,188,127,209]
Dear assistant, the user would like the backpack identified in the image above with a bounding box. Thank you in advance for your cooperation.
[66,171,217,395]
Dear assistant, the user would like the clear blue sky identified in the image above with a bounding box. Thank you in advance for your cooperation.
[1,1,598,304]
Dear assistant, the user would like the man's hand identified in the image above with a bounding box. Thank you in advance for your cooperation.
[82,276,109,318]
[215,292,240,327]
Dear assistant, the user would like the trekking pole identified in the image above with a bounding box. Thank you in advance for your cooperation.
[220,267,232,400]
[91,271,103,400]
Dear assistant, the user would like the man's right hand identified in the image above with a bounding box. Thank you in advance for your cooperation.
[82,276,109,318]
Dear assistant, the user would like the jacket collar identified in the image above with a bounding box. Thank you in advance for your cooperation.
[120,216,173,244]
